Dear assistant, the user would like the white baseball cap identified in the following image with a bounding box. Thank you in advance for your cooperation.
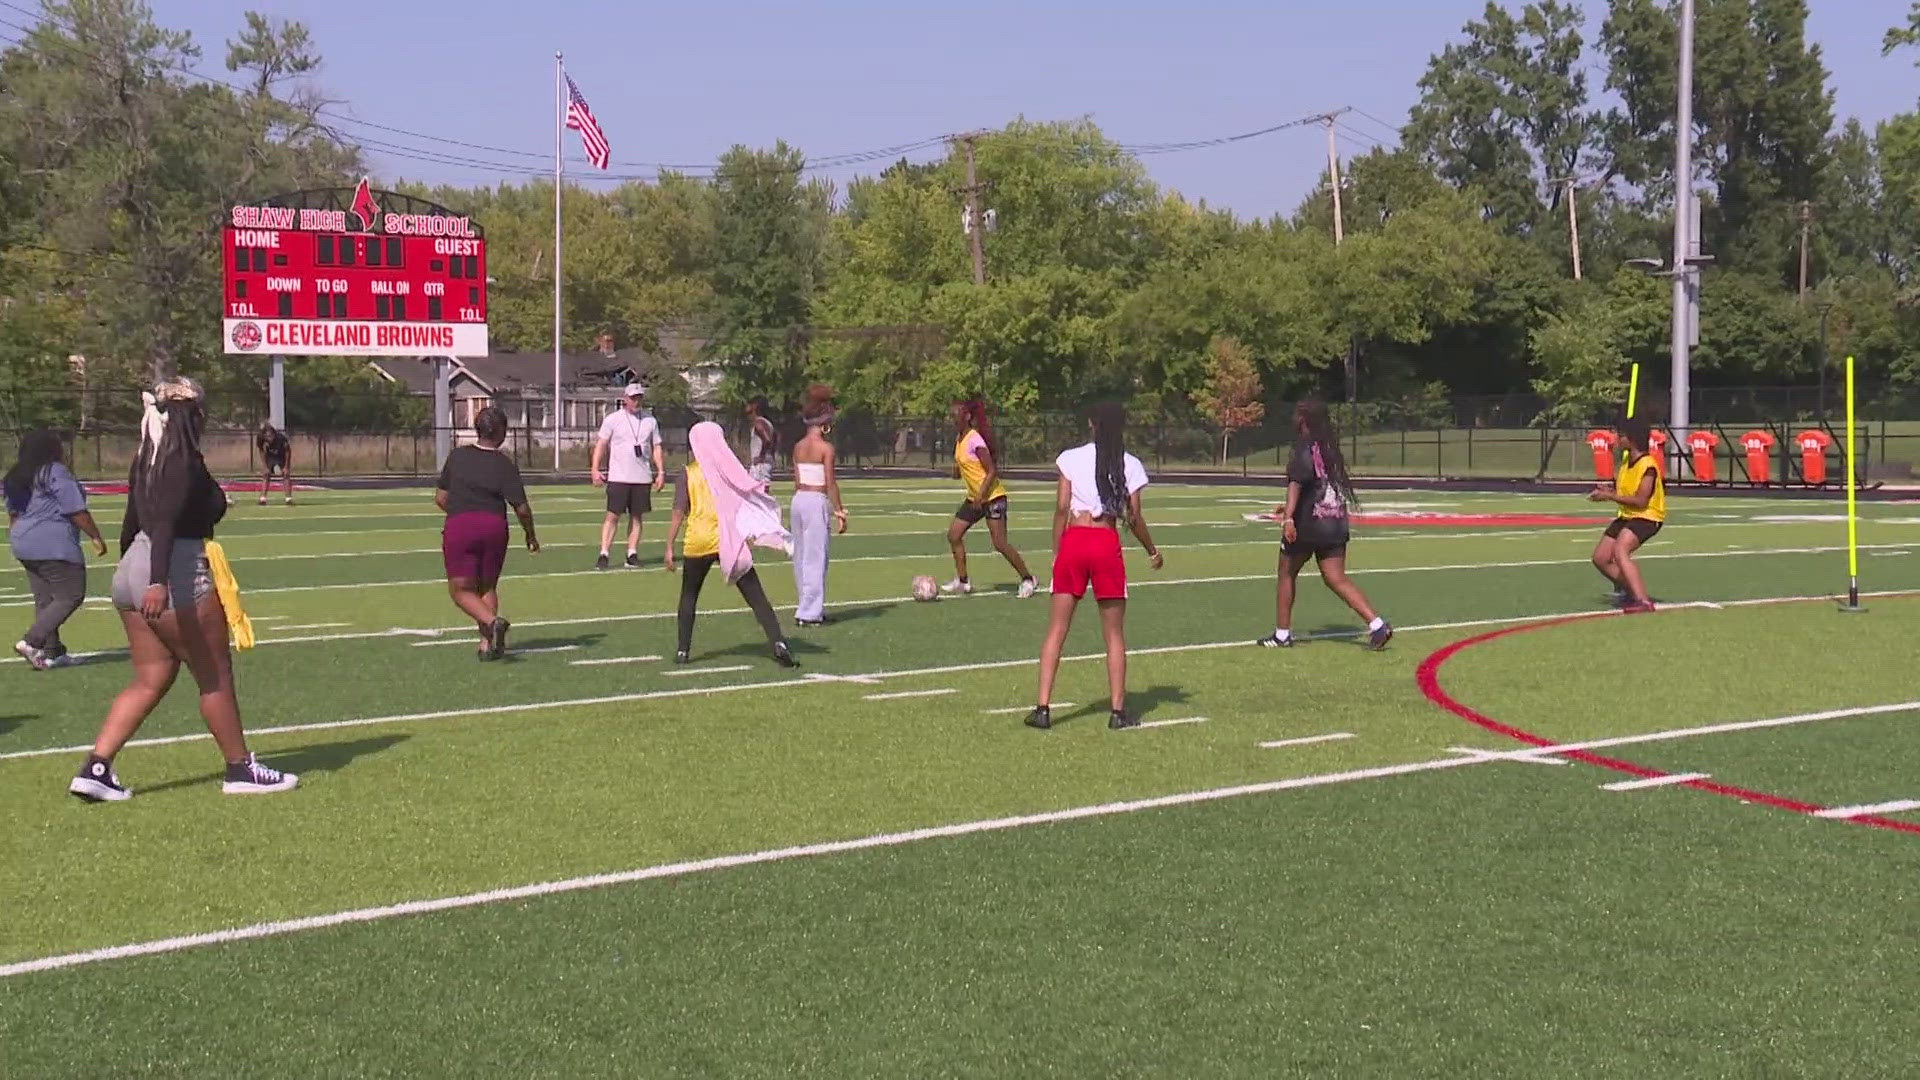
[623,382,646,398]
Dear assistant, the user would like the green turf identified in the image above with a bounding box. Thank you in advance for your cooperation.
[1,480,1918,1075]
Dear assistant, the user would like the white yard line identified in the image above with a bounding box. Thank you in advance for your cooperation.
[1258,733,1358,750]
[509,646,580,656]
[861,688,959,701]
[9,692,1915,980]
[1812,799,1920,819]
[569,655,662,666]
[1601,773,1710,792]
[662,665,754,677]
[1129,717,1209,730]
[272,622,349,631]
[985,703,1073,715]
[1446,746,1573,766]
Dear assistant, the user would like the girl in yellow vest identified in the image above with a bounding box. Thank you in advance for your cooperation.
[942,398,1036,598]
[665,427,797,668]
[1588,417,1665,613]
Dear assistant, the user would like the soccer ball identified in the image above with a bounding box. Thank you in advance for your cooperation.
[911,575,939,602]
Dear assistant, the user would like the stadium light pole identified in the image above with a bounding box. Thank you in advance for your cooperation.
[1669,0,1696,451]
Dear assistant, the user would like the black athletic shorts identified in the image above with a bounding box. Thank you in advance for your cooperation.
[263,455,288,475]
[955,496,1009,525]
[1604,518,1662,543]
[1283,540,1348,560]
[606,481,653,517]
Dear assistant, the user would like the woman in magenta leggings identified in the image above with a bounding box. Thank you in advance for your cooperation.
[436,407,540,659]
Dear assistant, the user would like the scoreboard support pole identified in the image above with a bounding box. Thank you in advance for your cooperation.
[268,355,286,430]
[434,356,454,469]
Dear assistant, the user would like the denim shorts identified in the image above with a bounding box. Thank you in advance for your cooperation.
[110,533,212,612]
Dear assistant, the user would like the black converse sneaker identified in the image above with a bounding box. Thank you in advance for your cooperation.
[1108,709,1141,730]
[625,552,640,569]
[772,641,799,669]
[595,553,610,571]
[222,754,298,795]
[1255,632,1294,648]
[1023,705,1052,730]
[69,757,130,802]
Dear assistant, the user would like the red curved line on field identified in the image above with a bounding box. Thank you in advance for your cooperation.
[1415,613,1920,836]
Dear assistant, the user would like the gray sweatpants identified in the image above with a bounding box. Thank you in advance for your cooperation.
[790,491,831,622]
[20,559,86,654]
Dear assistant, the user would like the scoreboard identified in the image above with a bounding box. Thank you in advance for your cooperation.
[221,180,489,358]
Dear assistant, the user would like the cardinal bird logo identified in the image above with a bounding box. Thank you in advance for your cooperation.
[350,178,380,232]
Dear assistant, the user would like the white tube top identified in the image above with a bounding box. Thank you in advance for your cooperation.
[795,462,828,486]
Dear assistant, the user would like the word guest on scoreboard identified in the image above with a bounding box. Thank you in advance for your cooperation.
[222,180,489,358]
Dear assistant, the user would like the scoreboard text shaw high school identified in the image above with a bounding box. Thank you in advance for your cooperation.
[222,181,489,359]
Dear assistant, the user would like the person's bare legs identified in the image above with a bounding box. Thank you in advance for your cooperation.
[446,577,493,640]
[168,595,249,763]
[626,515,643,559]
[947,517,971,581]
[282,465,294,503]
[1274,551,1310,631]
[600,512,619,559]
[986,517,1033,581]
[1610,532,1651,603]
[1097,598,1127,711]
[91,611,181,759]
[1036,592,1078,705]
[1591,535,1625,589]
[1315,552,1379,623]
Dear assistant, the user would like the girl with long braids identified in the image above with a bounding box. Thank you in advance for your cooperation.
[943,398,1036,598]
[1256,399,1393,650]
[1025,402,1161,731]
[68,379,296,802]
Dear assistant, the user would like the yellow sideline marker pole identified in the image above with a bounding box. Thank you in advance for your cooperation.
[1621,363,1640,471]
[1841,355,1865,613]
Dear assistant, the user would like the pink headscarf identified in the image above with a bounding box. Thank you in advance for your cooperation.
[689,421,791,582]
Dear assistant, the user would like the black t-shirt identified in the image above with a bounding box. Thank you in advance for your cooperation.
[437,445,528,518]
[120,457,229,584]
[1286,440,1351,546]
[257,428,289,460]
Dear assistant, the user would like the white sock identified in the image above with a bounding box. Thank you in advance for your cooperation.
[1368,616,1386,632]
[599,548,610,558]
[1274,628,1291,642]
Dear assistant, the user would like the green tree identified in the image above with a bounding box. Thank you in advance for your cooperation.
[704,141,832,405]
[1194,335,1266,463]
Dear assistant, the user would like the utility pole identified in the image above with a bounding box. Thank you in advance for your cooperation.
[958,132,988,285]
[1319,111,1350,245]
[1797,200,1813,299]
[1669,0,1696,452]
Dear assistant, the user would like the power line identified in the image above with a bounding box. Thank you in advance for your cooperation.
[1349,108,1406,139]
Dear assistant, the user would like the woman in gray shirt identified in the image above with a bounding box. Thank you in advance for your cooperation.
[5,430,106,669]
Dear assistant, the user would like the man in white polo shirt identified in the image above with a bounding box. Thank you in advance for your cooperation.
[590,382,664,569]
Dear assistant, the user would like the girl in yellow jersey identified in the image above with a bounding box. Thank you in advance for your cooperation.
[943,399,1037,597]
[665,457,796,669]
[1588,417,1665,613]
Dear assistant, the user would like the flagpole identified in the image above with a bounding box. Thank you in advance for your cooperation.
[552,51,564,472]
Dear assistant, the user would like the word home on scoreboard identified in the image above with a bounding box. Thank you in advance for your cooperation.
[221,182,489,358]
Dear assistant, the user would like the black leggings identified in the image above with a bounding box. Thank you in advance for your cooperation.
[677,554,784,654]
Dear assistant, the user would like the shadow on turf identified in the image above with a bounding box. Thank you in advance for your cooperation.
[1055,684,1190,725]
[501,632,607,658]
[0,713,35,737]
[132,734,411,795]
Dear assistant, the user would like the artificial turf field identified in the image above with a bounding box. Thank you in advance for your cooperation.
[2,478,1918,1077]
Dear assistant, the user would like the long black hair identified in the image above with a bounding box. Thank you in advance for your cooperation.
[4,429,64,514]
[1296,398,1358,510]
[1089,401,1130,521]
[132,380,207,535]
[1618,417,1651,456]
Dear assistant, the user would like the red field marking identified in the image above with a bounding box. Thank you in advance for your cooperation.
[1355,512,1606,528]
[84,481,318,495]
[1415,614,1920,836]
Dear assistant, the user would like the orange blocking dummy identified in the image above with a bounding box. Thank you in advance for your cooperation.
[1795,429,1834,485]
[1587,429,1618,480]
[1686,430,1720,483]
[1740,429,1775,483]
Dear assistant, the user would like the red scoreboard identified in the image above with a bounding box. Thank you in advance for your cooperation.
[221,180,489,358]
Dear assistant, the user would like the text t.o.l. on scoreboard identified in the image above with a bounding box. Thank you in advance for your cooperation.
[221,180,489,358]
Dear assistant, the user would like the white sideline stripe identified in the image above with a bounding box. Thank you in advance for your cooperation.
[662,665,753,677]
[985,703,1073,715]
[803,673,882,685]
[272,622,348,631]
[860,688,958,701]
[1447,746,1572,766]
[568,655,662,666]
[1130,716,1208,730]
[1451,700,1920,763]
[1259,732,1357,750]
[1813,799,1920,819]
[5,599,1919,762]
[411,637,488,648]
[12,691,1915,979]
[511,646,580,655]
[1602,772,1710,791]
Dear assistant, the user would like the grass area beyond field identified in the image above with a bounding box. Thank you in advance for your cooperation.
[1,480,1917,1077]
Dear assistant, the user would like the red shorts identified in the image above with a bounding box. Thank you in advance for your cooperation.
[442,511,508,584]
[1051,525,1127,601]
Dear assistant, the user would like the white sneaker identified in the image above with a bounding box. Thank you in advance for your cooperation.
[258,495,268,506]
[940,578,972,595]
[1016,578,1037,599]
[14,640,48,671]
[43,652,78,669]
[222,754,299,795]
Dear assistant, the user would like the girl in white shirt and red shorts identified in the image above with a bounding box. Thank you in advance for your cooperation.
[1025,402,1163,731]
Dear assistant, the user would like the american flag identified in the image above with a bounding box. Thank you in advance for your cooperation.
[564,75,610,170]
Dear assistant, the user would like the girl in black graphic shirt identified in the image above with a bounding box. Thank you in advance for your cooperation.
[1256,399,1393,651]
[68,379,296,802]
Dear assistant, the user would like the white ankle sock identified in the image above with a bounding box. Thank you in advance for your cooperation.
[1274,628,1291,642]
[1368,616,1386,631]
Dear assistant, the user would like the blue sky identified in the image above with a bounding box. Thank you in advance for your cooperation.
[149,0,1916,220]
